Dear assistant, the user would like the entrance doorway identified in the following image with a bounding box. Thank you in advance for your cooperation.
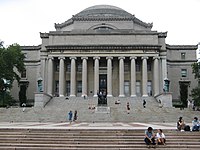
[99,74,107,92]
[98,74,107,106]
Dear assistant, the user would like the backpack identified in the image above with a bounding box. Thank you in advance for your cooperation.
[184,125,190,131]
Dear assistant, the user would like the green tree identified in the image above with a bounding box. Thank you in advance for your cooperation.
[0,41,25,106]
[191,62,200,107]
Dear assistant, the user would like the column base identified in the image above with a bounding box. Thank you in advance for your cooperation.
[107,94,113,97]
[70,95,76,97]
[131,95,137,97]
[59,94,64,97]
[93,95,98,97]
[119,95,125,97]
[142,94,148,98]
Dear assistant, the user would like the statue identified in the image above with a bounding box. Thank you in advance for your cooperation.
[37,77,43,92]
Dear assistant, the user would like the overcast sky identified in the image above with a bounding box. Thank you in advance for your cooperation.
[0,0,199,49]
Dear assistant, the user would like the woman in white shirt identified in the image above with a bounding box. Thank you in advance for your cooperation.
[156,129,166,145]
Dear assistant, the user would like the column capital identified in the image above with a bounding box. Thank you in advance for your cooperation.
[93,56,100,60]
[141,56,148,60]
[70,57,77,60]
[130,56,137,60]
[118,56,125,60]
[81,57,88,60]
[48,56,54,60]
[58,56,65,60]
[153,56,160,60]
[106,56,113,60]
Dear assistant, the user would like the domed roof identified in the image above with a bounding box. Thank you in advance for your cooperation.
[74,5,133,18]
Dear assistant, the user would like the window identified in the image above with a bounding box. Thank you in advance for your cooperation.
[55,61,59,72]
[124,81,130,96]
[136,61,141,72]
[181,53,186,60]
[77,63,82,72]
[124,63,129,72]
[77,81,82,93]
[147,62,152,71]
[181,69,187,77]
[66,64,71,72]
[66,81,70,96]
[21,69,26,78]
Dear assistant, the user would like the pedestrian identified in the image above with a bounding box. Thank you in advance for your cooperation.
[73,110,78,122]
[192,117,199,131]
[68,110,73,124]
[144,127,156,147]
[22,103,26,112]
[143,99,146,108]
[177,117,185,131]
[156,129,166,145]
[127,102,130,114]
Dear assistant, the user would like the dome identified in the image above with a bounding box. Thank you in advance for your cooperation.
[74,5,133,18]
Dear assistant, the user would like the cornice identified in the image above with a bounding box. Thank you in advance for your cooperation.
[45,44,161,51]
[21,45,41,51]
[166,44,198,50]
[40,32,49,38]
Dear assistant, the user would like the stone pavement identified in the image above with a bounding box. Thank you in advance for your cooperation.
[0,121,188,130]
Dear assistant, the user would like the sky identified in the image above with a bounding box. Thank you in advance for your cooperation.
[0,0,199,56]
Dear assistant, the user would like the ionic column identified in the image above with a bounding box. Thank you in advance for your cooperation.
[161,57,167,89]
[81,57,88,97]
[93,57,100,97]
[106,57,113,97]
[142,57,148,97]
[130,56,137,97]
[153,57,160,96]
[119,56,125,97]
[41,58,46,92]
[47,57,54,96]
[58,57,65,97]
[70,57,76,97]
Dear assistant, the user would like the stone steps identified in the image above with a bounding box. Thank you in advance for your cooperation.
[0,129,200,150]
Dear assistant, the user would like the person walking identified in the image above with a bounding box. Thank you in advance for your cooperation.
[68,110,73,124]
[143,99,146,108]
[73,110,78,122]
[127,102,130,114]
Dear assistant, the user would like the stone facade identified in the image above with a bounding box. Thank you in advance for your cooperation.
[10,5,198,104]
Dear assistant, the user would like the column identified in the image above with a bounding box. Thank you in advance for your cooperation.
[161,56,167,90]
[41,58,46,92]
[130,57,137,97]
[119,57,125,97]
[47,57,53,96]
[142,57,148,97]
[81,57,88,97]
[106,57,113,97]
[70,57,76,97]
[153,57,160,96]
[93,57,100,97]
[58,57,65,97]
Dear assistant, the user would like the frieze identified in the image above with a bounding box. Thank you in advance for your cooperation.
[46,45,161,51]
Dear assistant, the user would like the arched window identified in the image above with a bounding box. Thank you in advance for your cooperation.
[93,26,113,31]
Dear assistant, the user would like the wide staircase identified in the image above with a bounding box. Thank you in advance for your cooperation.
[0,96,199,123]
[0,128,200,149]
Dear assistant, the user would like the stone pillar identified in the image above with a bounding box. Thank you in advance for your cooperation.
[41,58,46,92]
[58,57,65,97]
[130,56,137,97]
[153,57,160,96]
[70,57,76,97]
[119,56,125,97]
[142,57,148,97]
[161,57,167,89]
[47,57,53,96]
[81,57,88,97]
[106,57,113,97]
[93,57,100,97]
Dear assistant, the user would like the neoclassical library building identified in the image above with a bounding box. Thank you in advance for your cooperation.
[11,5,197,104]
